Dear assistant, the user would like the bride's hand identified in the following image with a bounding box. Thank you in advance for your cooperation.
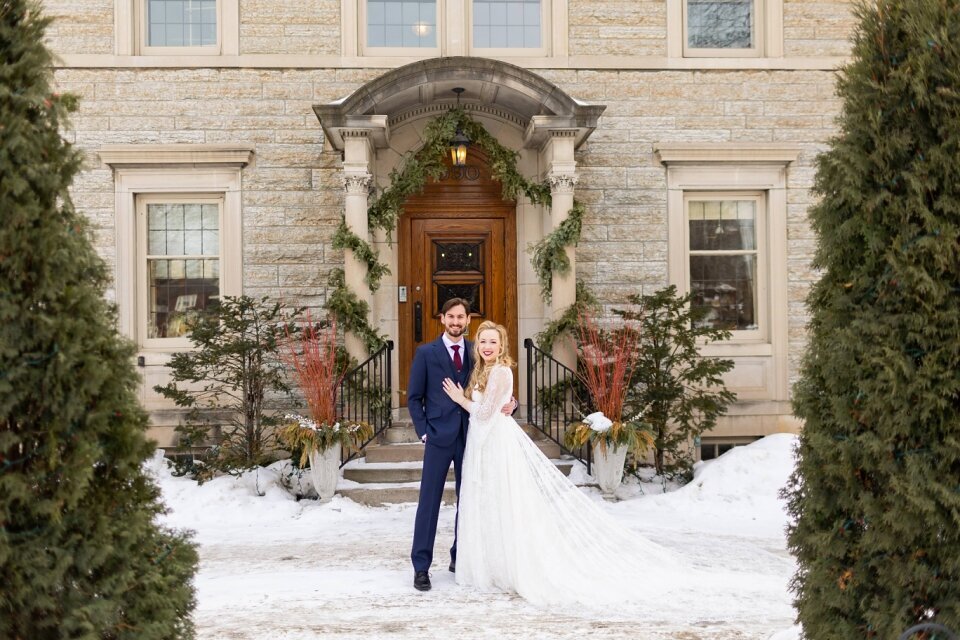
[442,378,466,406]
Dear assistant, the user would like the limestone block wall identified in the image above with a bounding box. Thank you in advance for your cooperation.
[568,1,666,57]
[43,0,114,54]
[783,0,857,57]
[240,0,340,54]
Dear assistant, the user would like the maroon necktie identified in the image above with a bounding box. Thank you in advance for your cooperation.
[451,345,462,372]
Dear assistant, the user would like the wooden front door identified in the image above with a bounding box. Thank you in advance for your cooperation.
[398,152,517,404]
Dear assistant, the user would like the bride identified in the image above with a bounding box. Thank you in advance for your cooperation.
[441,320,683,607]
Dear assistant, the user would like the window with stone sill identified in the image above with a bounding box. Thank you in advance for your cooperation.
[102,148,248,350]
[658,144,795,401]
[117,0,239,55]
[352,0,556,56]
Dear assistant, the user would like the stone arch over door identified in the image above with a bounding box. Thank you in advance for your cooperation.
[313,57,605,408]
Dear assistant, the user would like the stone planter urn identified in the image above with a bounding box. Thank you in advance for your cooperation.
[308,442,342,502]
[592,443,628,500]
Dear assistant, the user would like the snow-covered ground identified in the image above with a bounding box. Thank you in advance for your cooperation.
[151,434,803,640]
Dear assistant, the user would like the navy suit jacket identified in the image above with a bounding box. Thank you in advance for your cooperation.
[407,336,473,449]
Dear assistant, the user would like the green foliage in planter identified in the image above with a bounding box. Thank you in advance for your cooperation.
[564,418,653,457]
[154,296,300,480]
[784,1,960,635]
[279,416,374,467]
[613,285,737,480]
[0,3,197,636]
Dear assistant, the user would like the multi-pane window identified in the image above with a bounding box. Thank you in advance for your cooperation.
[367,0,437,48]
[473,0,541,49]
[147,0,217,47]
[143,200,221,340]
[686,195,763,334]
[359,0,549,53]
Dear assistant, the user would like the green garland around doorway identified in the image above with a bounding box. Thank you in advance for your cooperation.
[326,108,585,352]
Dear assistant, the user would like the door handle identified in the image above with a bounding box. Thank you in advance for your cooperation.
[414,301,423,343]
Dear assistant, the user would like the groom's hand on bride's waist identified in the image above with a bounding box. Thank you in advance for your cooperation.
[501,397,518,416]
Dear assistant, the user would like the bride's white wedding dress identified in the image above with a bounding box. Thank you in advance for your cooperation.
[455,365,682,607]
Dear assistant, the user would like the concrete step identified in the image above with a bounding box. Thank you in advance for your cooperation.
[520,423,550,440]
[337,482,457,507]
[337,455,578,505]
[382,420,546,445]
[381,424,420,444]
[364,438,561,463]
[342,458,574,484]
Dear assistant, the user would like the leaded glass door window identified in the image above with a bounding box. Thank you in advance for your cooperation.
[433,240,484,316]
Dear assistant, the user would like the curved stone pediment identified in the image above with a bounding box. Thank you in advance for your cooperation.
[314,57,605,150]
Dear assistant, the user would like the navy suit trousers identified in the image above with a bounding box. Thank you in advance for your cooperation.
[411,431,465,572]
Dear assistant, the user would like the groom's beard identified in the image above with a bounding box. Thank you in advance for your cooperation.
[445,325,465,338]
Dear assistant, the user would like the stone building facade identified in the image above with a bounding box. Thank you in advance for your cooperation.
[44,0,857,455]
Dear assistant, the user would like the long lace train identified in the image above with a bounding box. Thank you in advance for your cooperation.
[455,365,688,607]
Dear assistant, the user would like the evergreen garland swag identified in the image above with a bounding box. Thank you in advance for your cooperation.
[324,269,388,353]
[327,108,586,347]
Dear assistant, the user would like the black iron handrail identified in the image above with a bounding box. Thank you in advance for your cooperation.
[338,341,393,468]
[524,338,592,474]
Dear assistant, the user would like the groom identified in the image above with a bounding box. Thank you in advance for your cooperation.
[407,298,512,592]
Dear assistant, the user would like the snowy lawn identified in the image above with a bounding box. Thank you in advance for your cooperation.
[152,434,803,640]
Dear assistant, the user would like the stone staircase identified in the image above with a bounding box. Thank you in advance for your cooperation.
[337,418,574,506]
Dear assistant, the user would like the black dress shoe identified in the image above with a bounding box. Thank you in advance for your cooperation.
[414,570,431,591]
[448,560,456,573]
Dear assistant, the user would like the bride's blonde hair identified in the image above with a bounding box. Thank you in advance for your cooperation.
[467,321,515,392]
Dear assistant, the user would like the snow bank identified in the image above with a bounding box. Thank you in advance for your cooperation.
[683,433,798,503]
[612,433,799,540]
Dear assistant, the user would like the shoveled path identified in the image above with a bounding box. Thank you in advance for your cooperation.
[176,496,796,640]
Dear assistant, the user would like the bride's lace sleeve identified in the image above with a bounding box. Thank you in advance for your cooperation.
[469,366,513,423]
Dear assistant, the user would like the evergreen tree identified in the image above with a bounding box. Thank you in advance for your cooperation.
[0,3,198,638]
[614,286,736,480]
[785,1,960,636]
[155,296,300,481]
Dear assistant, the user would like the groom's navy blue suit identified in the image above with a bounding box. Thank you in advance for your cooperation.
[408,335,473,573]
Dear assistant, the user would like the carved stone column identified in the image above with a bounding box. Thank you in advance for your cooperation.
[546,131,579,369]
[341,130,374,359]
